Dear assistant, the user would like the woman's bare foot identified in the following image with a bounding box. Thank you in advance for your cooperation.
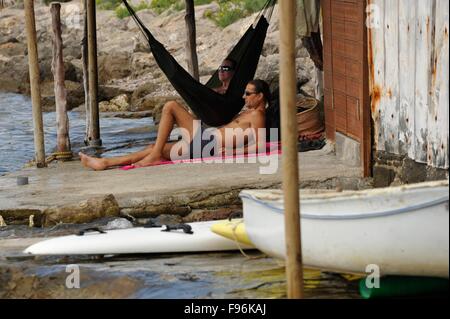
[79,152,108,171]
[134,152,166,167]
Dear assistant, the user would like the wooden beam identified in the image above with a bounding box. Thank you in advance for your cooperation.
[82,0,91,145]
[279,0,303,299]
[51,3,71,154]
[87,0,101,146]
[24,0,46,167]
[185,0,199,80]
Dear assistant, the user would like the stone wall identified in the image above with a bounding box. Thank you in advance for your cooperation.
[373,151,449,188]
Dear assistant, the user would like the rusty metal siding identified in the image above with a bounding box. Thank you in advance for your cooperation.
[429,0,449,168]
[368,0,449,169]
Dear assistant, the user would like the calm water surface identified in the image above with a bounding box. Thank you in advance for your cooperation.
[0,92,156,175]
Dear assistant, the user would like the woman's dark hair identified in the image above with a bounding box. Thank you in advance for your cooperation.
[248,79,272,104]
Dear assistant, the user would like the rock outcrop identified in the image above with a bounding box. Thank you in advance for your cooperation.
[0,1,317,116]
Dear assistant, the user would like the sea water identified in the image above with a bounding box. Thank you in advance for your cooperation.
[0,92,156,175]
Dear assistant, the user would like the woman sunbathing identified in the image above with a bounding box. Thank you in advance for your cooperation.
[79,79,271,170]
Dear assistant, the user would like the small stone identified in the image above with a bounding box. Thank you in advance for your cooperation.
[0,215,6,227]
[103,218,133,230]
[17,176,28,186]
[29,215,34,228]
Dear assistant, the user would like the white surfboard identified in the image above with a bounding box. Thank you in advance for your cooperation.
[24,221,252,255]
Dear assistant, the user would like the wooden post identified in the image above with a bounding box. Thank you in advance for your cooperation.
[184,0,199,80]
[51,3,71,154]
[279,0,303,298]
[82,0,91,145]
[86,0,101,146]
[24,0,46,168]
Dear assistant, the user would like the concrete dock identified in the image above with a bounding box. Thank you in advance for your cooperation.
[0,145,370,226]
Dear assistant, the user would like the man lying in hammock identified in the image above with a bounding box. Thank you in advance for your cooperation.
[79,79,271,170]
[186,58,235,117]
[213,59,236,94]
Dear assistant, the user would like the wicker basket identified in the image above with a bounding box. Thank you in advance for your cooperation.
[296,97,324,138]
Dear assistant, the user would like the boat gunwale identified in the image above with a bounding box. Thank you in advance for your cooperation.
[241,180,449,202]
[239,193,450,220]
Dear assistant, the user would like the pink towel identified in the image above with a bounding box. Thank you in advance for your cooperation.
[120,142,281,170]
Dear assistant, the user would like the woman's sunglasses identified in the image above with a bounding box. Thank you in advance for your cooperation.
[218,66,234,72]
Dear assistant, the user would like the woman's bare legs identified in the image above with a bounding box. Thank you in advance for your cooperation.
[131,101,195,166]
[80,101,196,170]
[79,144,155,170]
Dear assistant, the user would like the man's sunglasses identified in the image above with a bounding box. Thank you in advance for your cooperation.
[218,66,234,72]
[244,91,258,96]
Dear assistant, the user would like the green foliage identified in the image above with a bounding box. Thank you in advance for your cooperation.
[208,0,268,28]
[150,0,215,14]
[194,0,214,5]
[115,1,152,19]
[211,1,243,28]
[242,0,267,13]
[96,0,122,10]
[96,0,267,27]
[114,5,130,19]
[43,0,71,5]
[173,1,186,12]
[150,0,178,14]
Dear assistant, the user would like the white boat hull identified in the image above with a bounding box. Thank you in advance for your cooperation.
[240,181,449,278]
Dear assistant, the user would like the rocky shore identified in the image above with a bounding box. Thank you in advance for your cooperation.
[0,1,316,120]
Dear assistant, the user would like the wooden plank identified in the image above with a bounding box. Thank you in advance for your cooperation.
[398,0,416,156]
[184,0,199,80]
[383,0,399,154]
[361,0,372,177]
[82,0,90,145]
[321,0,335,142]
[279,0,303,299]
[345,0,364,23]
[333,55,346,76]
[324,88,335,140]
[332,20,346,39]
[334,90,347,133]
[323,62,333,89]
[414,0,433,163]
[346,21,363,42]
[333,73,346,93]
[87,0,101,146]
[346,78,363,99]
[51,3,71,154]
[332,37,346,56]
[331,0,346,21]
[346,96,360,138]
[345,39,364,62]
[368,0,385,152]
[24,0,46,167]
[429,0,449,168]
[346,60,363,80]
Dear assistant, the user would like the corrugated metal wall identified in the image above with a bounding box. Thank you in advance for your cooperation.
[368,0,449,169]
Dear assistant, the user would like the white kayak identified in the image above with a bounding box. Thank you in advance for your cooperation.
[240,180,449,278]
[24,220,252,255]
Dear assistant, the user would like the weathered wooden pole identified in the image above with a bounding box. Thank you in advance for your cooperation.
[184,0,199,80]
[279,0,303,298]
[82,0,91,145]
[24,0,46,168]
[51,3,71,154]
[86,0,101,146]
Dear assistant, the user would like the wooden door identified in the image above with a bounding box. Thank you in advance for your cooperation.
[322,0,371,176]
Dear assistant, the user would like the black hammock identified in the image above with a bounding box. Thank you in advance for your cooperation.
[122,0,276,127]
